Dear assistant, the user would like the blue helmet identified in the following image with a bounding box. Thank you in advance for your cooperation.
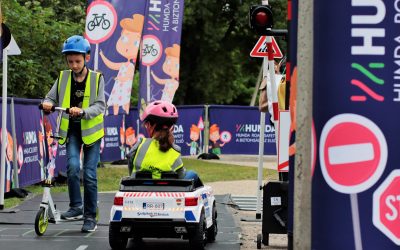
[62,35,91,55]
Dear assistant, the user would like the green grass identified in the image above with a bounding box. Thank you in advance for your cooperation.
[4,158,278,209]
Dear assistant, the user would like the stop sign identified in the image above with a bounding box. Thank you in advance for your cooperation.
[373,169,400,245]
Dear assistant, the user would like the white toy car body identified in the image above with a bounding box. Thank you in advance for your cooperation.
[109,173,217,250]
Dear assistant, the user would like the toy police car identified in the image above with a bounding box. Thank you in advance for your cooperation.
[109,172,217,250]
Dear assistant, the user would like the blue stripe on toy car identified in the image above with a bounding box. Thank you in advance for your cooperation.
[112,210,122,221]
[185,211,196,221]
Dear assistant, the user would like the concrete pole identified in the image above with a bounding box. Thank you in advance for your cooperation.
[294,0,313,249]
[0,46,7,210]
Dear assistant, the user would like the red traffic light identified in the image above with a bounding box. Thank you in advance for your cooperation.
[249,5,273,35]
[255,11,270,26]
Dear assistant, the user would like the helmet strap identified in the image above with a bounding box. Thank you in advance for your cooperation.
[145,122,156,138]
[73,65,86,78]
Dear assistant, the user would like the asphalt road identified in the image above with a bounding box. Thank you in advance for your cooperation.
[0,192,240,250]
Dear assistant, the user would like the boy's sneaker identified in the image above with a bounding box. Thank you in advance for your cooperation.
[61,207,83,220]
[81,218,97,232]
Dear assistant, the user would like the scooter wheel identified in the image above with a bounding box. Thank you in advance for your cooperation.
[34,207,49,236]
[96,206,99,222]
[257,234,262,249]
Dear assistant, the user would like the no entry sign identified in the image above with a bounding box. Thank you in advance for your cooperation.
[319,114,387,194]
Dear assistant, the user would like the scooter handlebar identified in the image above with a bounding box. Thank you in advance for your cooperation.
[38,104,70,114]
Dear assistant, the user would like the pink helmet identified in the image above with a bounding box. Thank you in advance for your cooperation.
[140,101,178,126]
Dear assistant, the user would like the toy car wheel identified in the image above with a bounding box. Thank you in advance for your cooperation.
[257,234,262,249]
[189,211,207,250]
[109,224,128,250]
[34,207,49,236]
[207,203,218,242]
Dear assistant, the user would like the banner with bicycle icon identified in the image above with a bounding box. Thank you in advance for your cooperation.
[138,0,185,115]
[85,0,147,116]
[85,0,185,116]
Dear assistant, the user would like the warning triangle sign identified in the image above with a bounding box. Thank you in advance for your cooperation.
[250,36,283,58]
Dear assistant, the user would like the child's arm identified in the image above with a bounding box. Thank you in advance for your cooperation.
[43,78,59,105]
[99,50,123,70]
[151,70,167,85]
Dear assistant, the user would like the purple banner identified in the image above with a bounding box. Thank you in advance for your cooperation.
[208,106,276,155]
[14,103,43,187]
[138,0,185,109]
[86,0,147,116]
[124,108,140,152]
[100,114,124,162]
[174,106,204,156]
[42,112,68,179]
[312,1,399,249]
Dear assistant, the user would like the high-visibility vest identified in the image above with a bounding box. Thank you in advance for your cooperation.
[57,70,104,145]
[132,138,183,179]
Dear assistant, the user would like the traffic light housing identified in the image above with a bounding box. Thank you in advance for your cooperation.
[249,5,273,35]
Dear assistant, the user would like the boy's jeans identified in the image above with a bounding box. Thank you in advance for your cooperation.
[66,122,100,219]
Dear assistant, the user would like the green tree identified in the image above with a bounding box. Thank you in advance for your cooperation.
[176,0,287,105]
[2,0,84,98]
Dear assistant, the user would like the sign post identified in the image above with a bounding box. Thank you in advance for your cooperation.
[197,116,204,154]
[140,35,162,102]
[0,22,11,209]
[320,114,387,249]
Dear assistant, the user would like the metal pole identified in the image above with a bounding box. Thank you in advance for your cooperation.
[256,58,268,219]
[10,98,18,188]
[0,47,8,209]
[293,0,313,249]
[94,43,99,71]
[203,105,209,154]
[256,99,266,219]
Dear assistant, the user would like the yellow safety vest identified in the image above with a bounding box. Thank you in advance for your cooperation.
[57,70,104,145]
[132,138,183,179]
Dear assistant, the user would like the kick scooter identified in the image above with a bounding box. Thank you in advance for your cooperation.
[34,105,98,236]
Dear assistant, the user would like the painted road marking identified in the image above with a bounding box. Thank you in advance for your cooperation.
[76,245,88,250]
[54,229,68,237]
[22,229,34,236]
[328,143,374,164]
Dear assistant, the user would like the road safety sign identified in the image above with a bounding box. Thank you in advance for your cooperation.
[319,114,387,194]
[85,1,117,44]
[250,36,283,58]
[373,170,400,245]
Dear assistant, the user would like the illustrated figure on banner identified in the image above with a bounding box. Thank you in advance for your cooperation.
[151,44,180,102]
[38,120,46,180]
[43,117,57,179]
[100,14,144,115]
[209,124,226,155]
[187,124,200,156]
[125,127,137,149]
[1,129,15,192]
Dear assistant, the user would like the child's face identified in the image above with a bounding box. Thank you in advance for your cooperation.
[162,56,180,79]
[210,131,219,142]
[66,54,86,74]
[190,131,199,141]
[6,144,12,161]
[117,30,141,60]
[126,133,136,146]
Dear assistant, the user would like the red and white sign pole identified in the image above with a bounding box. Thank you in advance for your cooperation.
[266,34,279,140]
